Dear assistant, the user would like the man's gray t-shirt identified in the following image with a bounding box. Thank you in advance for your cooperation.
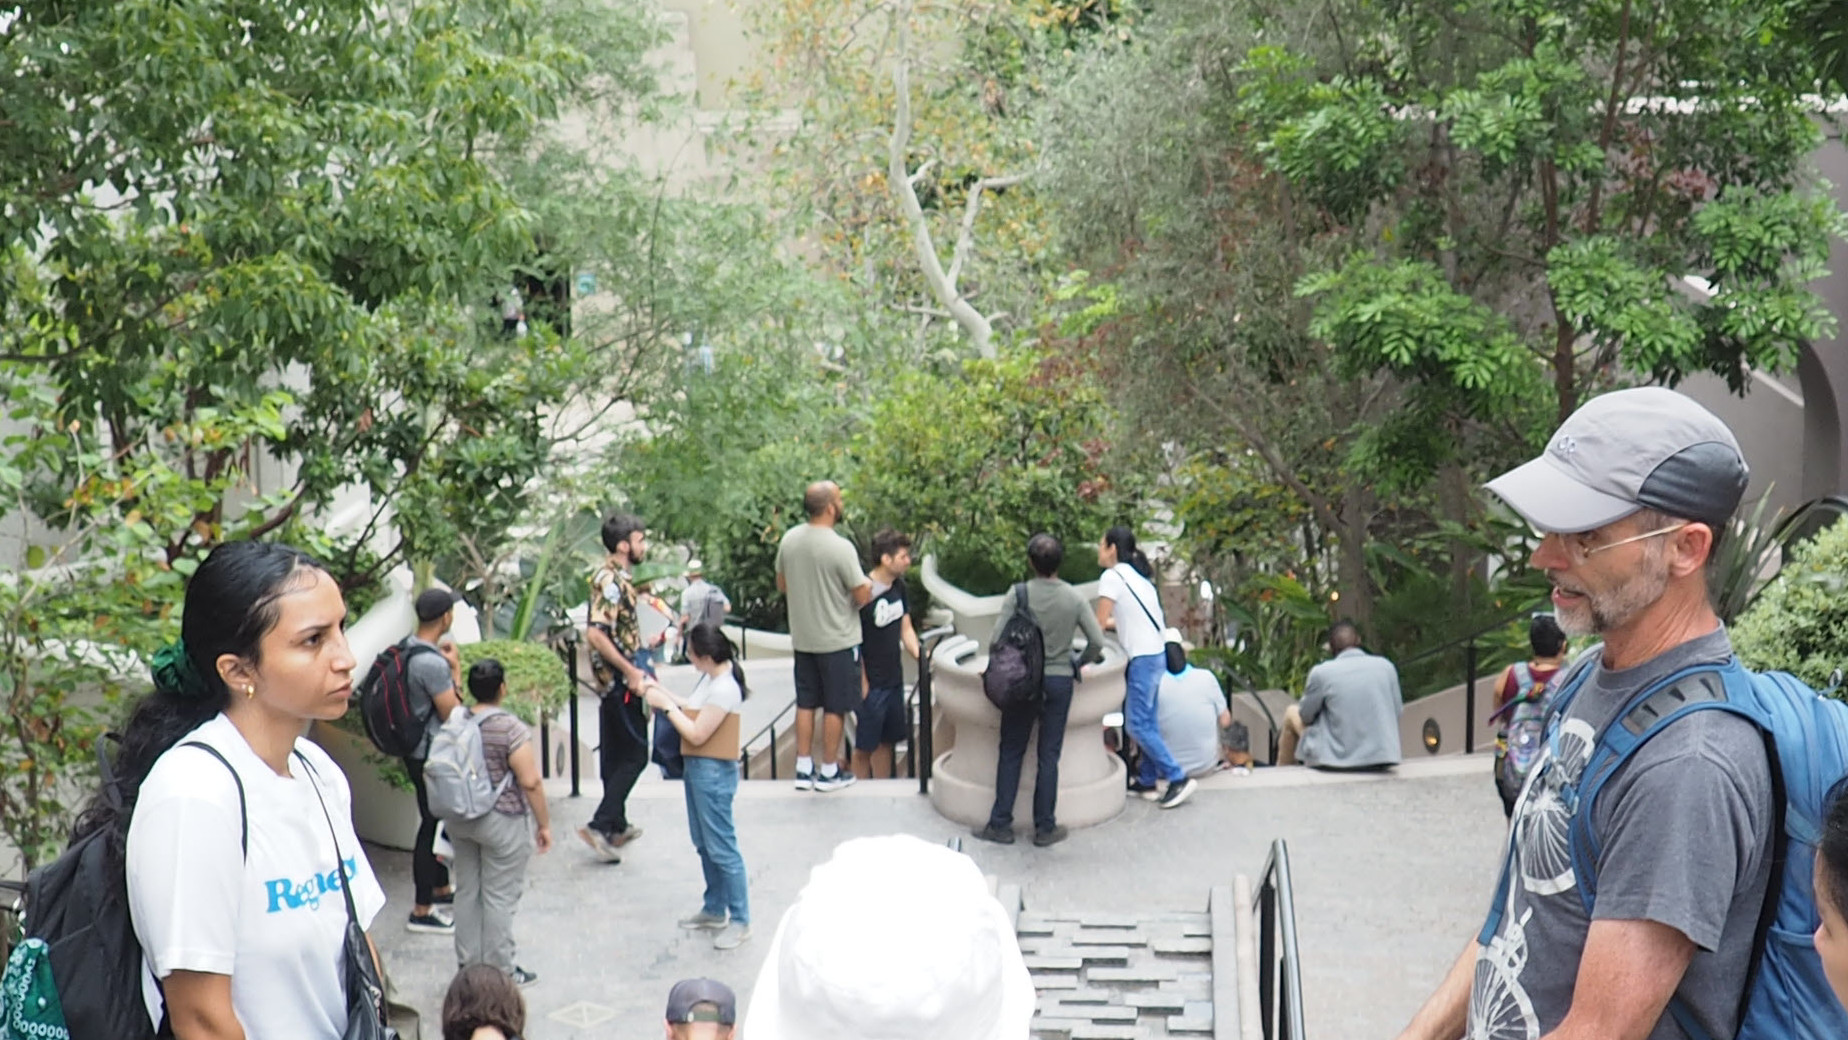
[406,637,455,760]
[1470,628,1773,1040]
[775,523,868,654]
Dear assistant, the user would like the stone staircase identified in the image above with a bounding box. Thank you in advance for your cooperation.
[1000,884,1248,1040]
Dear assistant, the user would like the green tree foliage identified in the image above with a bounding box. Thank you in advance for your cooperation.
[1734,518,1848,691]
[1038,0,1843,640]
[851,350,1126,593]
[0,0,663,593]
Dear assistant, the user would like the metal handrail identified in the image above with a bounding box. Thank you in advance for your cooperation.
[912,627,956,794]
[741,697,801,780]
[1254,839,1306,1040]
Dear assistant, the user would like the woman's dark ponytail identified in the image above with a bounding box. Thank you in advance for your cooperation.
[1104,526,1153,579]
[686,621,749,701]
[78,541,325,844]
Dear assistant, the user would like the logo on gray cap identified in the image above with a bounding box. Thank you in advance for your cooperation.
[1485,387,1749,534]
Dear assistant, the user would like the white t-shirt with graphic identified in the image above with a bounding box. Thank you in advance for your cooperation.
[1098,563,1165,658]
[127,713,386,1040]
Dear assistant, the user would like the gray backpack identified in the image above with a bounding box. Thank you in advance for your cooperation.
[423,707,514,821]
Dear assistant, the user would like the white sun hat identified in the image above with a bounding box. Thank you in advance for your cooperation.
[743,834,1035,1040]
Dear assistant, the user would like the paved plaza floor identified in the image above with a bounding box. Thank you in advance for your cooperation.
[369,747,1506,1039]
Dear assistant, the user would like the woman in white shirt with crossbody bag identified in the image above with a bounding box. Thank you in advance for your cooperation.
[95,540,389,1040]
[1096,527,1196,809]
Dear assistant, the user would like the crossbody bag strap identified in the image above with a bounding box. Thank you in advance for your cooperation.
[293,751,363,928]
[1115,564,1161,629]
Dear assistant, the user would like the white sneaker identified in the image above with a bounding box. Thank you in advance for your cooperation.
[713,922,752,950]
[679,910,728,930]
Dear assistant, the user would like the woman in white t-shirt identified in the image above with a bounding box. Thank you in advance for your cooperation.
[1095,527,1196,809]
[92,540,387,1040]
[643,622,751,951]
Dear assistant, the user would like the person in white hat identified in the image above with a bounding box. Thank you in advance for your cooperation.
[677,559,730,664]
[743,835,1035,1040]
[1396,387,1773,1040]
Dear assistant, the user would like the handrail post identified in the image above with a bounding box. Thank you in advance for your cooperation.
[1464,637,1478,755]
[915,629,953,796]
[559,633,582,798]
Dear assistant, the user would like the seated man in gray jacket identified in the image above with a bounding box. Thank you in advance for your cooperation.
[1277,620,1402,769]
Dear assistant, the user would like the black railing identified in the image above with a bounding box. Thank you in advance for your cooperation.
[1255,839,1306,1040]
[913,627,956,794]
[1221,666,1282,764]
[741,697,801,779]
[1398,608,1541,755]
[551,631,586,797]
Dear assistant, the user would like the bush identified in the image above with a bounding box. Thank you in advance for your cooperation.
[457,639,573,725]
[1734,517,1848,691]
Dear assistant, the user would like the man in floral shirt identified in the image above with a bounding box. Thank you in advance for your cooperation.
[581,513,651,862]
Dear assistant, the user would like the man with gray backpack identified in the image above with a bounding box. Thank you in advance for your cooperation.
[1396,387,1848,1040]
[425,659,552,986]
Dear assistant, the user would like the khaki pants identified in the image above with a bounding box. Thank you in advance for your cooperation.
[447,809,534,973]
[1277,704,1307,766]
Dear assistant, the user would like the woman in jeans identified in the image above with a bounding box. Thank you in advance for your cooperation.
[1096,526,1196,809]
[644,622,751,950]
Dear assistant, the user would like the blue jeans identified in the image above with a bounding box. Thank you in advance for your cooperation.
[988,674,1075,833]
[683,756,748,925]
[1125,653,1184,784]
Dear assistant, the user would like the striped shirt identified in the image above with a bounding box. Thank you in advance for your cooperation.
[475,709,531,816]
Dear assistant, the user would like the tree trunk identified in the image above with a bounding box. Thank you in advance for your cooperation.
[1338,483,1376,639]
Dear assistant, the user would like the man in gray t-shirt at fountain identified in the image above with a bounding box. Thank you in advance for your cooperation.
[973,532,1106,848]
[1395,387,1772,1040]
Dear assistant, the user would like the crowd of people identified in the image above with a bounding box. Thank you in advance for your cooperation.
[16,385,1848,1040]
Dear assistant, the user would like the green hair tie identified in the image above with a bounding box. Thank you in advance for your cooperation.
[151,640,211,700]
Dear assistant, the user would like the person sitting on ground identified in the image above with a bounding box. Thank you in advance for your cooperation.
[664,977,738,1040]
[744,834,1035,1040]
[441,963,526,1040]
[1277,619,1403,769]
[447,659,551,987]
[974,532,1108,847]
[1154,629,1234,778]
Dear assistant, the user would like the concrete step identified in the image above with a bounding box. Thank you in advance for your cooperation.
[1015,895,1242,1040]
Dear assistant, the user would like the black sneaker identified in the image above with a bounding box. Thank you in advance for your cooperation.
[1033,825,1069,847]
[815,769,857,792]
[1159,777,1198,809]
[406,912,453,935]
[1128,779,1161,801]
[510,966,539,987]
[973,824,1015,845]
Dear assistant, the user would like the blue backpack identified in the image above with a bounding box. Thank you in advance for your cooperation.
[1489,655,1848,1039]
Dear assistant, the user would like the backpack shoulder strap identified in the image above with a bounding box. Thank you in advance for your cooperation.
[1511,661,1534,698]
[1564,660,1758,917]
[1014,582,1035,620]
[179,741,247,860]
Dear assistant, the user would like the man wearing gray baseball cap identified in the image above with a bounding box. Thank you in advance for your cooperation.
[1396,387,1777,1040]
[664,977,736,1040]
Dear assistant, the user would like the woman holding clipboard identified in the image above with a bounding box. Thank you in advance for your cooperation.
[642,622,751,951]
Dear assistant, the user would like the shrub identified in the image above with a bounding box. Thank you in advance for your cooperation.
[457,639,573,725]
[1734,517,1848,691]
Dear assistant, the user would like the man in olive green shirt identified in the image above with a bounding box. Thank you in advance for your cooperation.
[974,533,1106,847]
[775,481,872,791]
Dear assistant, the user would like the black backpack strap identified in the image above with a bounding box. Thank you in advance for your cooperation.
[1014,582,1034,621]
[1114,564,1161,629]
[180,741,248,859]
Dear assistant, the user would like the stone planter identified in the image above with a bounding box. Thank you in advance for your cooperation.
[920,554,1102,653]
[310,720,422,851]
[928,636,1128,830]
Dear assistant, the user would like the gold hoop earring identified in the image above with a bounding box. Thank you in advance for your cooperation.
[244,684,255,700]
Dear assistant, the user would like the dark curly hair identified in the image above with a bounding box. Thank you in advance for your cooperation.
[443,964,526,1040]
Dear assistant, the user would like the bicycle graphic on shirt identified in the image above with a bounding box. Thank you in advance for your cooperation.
[1468,715,1598,1039]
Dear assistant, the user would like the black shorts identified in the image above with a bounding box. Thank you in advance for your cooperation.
[794,648,861,716]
